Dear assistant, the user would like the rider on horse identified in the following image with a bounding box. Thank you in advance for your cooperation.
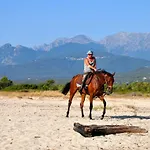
[79,50,97,93]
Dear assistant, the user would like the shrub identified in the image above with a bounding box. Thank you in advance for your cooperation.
[113,82,150,94]
[0,76,13,89]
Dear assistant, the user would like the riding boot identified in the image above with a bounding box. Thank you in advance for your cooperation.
[79,74,87,93]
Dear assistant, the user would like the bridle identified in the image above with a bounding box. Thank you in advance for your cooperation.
[104,74,113,94]
[95,70,114,95]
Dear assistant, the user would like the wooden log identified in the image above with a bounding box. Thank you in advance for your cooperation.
[73,123,148,137]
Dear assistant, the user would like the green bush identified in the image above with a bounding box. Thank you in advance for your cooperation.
[0,77,62,91]
[0,76,13,89]
[3,84,38,91]
[113,82,150,94]
[37,80,60,91]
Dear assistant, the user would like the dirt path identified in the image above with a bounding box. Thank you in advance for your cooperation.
[0,96,149,150]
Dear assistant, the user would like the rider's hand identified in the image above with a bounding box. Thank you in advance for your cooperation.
[94,68,97,71]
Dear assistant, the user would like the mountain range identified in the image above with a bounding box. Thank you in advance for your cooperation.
[1,32,150,83]
[34,32,150,60]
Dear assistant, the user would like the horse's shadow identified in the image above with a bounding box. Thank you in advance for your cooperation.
[111,115,150,120]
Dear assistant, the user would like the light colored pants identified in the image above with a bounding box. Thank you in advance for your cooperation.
[82,72,89,83]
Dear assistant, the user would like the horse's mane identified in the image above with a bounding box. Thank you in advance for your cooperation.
[96,69,113,77]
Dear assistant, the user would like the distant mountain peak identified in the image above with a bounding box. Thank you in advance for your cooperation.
[1,43,12,49]
[53,34,93,44]
[34,34,95,51]
[71,34,91,40]
[70,35,93,43]
[100,32,150,51]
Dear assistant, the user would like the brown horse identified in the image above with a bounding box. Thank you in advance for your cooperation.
[62,70,115,119]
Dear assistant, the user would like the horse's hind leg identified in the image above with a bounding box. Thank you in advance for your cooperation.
[66,87,77,117]
[80,94,86,117]
[99,96,106,120]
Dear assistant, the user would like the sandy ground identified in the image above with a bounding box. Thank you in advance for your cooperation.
[0,95,150,150]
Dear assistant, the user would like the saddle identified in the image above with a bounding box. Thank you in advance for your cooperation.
[77,72,94,92]
[83,72,94,87]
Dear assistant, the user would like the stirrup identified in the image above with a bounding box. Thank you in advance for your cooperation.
[79,85,84,93]
[82,85,88,90]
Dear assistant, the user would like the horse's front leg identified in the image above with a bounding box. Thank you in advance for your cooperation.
[80,94,86,117]
[66,88,77,117]
[99,95,106,120]
[89,95,94,119]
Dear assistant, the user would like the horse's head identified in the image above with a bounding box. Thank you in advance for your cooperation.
[97,70,115,95]
[104,72,115,94]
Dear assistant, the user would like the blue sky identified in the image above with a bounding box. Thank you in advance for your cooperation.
[0,0,150,47]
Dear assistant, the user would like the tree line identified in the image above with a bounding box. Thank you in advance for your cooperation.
[0,76,150,95]
[0,76,63,91]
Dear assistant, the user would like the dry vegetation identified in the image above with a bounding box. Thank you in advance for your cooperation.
[1,90,150,102]
[0,90,83,99]
[0,91,63,98]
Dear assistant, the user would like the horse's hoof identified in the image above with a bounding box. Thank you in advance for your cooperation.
[89,116,92,119]
[66,115,69,117]
[82,115,84,118]
[101,116,104,120]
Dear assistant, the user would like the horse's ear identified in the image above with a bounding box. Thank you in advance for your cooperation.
[112,72,115,76]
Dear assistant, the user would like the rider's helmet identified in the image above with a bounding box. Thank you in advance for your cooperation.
[87,50,93,55]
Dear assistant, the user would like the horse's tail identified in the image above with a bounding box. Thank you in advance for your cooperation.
[62,82,70,95]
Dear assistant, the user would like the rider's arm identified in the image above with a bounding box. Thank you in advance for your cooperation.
[93,58,97,69]
[84,58,96,71]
